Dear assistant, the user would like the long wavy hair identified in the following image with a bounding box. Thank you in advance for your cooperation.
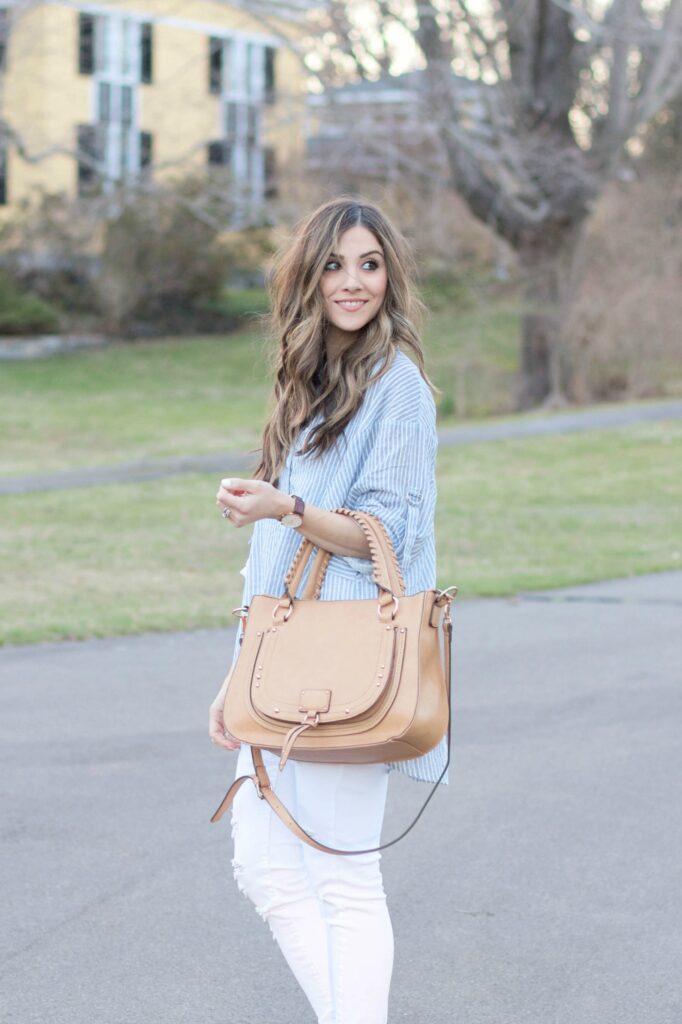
[253,197,437,485]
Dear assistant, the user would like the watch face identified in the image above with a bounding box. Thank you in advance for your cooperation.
[281,513,303,528]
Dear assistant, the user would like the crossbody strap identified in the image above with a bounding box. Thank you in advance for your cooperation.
[210,602,454,856]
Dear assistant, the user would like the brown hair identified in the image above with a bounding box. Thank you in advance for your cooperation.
[253,196,436,484]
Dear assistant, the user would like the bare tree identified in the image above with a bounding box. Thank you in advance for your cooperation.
[310,0,682,408]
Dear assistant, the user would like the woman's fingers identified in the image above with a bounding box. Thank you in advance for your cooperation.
[216,493,244,527]
[220,478,252,496]
[209,705,241,750]
[212,732,240,750]
[217,478,251,507]
[216,478,255,527]
[209,724,240,750]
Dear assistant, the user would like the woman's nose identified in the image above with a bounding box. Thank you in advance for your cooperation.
[340,270,362,290]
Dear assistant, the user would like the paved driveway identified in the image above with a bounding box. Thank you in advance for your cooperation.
[1,572,680,1024]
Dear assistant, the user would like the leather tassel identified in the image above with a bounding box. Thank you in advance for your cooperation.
[279,720,316,770]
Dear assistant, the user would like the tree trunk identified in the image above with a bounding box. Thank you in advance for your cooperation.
[516,223,584,409]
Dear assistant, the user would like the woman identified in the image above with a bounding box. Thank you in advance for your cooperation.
[208,197,446,1024]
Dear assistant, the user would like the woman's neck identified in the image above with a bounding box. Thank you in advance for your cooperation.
[325,325,359,362]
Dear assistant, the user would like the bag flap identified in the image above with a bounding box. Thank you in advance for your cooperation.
[248,598,399,724]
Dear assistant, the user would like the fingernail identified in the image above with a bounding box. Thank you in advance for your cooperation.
[221,478,232,488]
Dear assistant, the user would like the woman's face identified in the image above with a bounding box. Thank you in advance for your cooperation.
[320,225,388,340]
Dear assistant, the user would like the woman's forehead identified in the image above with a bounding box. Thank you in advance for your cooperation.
[332,224,384,256]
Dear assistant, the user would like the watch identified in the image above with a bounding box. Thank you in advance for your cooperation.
[279,494,305,528]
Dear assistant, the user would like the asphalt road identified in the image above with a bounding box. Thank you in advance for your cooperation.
[1,572,681,1024]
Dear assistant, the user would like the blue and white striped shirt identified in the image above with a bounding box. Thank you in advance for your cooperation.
[230,347,448,785]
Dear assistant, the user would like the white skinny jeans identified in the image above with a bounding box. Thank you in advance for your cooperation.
[230,743,394,1024]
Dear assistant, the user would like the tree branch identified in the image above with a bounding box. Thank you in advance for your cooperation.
[635,0,682,122]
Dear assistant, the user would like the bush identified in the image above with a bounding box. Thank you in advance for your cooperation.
[562,169,682,401]
[0,179,268,335]
[95,179,235,332]
[0,191,100,317]
[0,273,61,335]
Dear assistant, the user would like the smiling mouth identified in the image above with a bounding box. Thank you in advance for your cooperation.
[335,300,368,311]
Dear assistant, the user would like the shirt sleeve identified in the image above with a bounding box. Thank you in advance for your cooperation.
[344,416,437,576]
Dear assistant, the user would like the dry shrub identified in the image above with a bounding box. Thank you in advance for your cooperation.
[97,179,233,332]
[279,150,502,277]
[0,191,103,315]
[562,168,682,401]
[369,185,500,276]
[0,178,241,334]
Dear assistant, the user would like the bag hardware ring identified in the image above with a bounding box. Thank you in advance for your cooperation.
[272,599,293,622]
[377,592,399,621]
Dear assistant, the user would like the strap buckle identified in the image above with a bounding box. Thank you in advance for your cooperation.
[429,585,458,627]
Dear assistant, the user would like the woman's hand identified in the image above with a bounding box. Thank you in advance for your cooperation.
[216,477,291,527]
[209,693,241,751]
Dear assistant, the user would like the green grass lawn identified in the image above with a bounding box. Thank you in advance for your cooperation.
[0,331,272,476]
[1,421,679,646]
[1,289,680,646]
[0,288,522,477]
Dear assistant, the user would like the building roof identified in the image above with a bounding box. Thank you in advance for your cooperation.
[307,69,487,107]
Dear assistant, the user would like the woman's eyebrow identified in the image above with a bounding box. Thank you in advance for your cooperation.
[327,250,384,260]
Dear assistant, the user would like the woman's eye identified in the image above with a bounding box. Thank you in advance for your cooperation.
[324,258,381,272]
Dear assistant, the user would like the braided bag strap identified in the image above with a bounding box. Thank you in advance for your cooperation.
[332,508,406,596]
[282,508,405,601]
[283,535,316,596]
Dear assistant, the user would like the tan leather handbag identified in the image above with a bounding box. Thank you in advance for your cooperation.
[211,508,457,855]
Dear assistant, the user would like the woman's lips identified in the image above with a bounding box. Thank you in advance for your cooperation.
[335,299,369,311]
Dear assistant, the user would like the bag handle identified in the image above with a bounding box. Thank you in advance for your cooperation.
[335,508,406,597]
[210,589,456,855]
[283,509,406,603]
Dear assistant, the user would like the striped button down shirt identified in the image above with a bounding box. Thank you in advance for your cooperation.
[229,348,448,785]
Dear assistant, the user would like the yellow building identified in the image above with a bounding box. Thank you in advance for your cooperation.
[0,0,307,210]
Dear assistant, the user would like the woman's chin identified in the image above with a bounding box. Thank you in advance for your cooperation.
[328,314,373,335]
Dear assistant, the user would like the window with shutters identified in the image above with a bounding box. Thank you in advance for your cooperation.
[121,18,134,76]
[264,146,277,199]
[245,104,258,144]
[76,123,103,195]
[0,144,7,204]
[225,101,238,141]
[98,82,111,122]
[83,13,150,186]
[209,36,222,94]
[0,9,10,73]
[121,86,133,126]
[140,23,153,83]
[264,47,276,104]
[78,13,96,75]
[208,141,231,167]
[207,35,274,209]
[139,131,153,175]
[245,42,254,96]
